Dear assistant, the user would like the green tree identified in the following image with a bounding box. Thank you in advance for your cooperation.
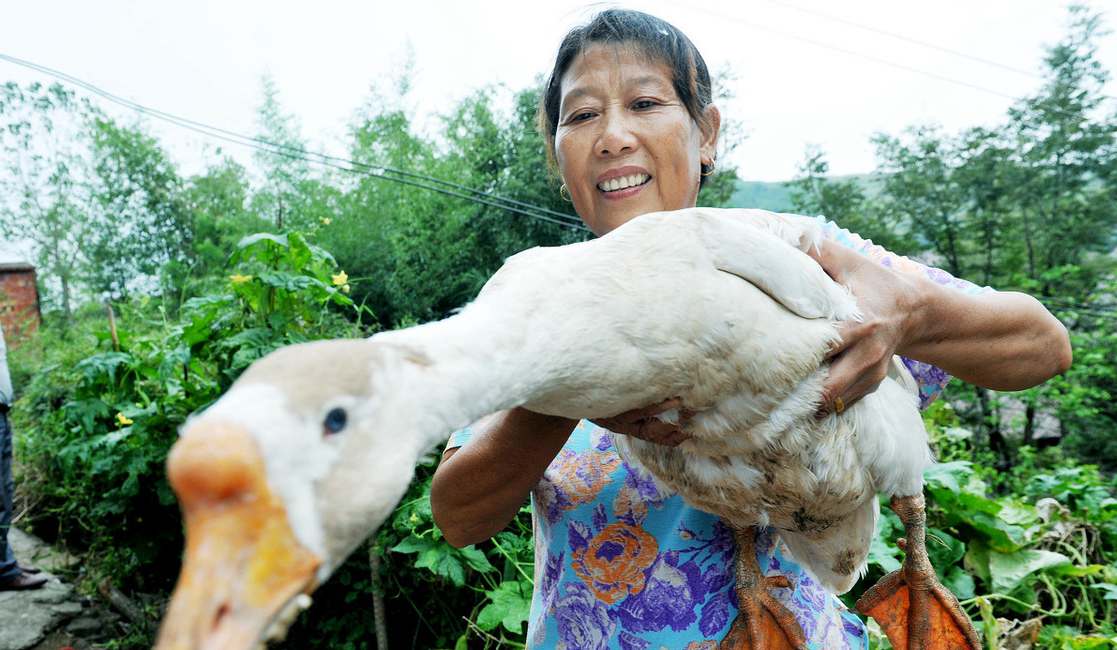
[83,116,191,300]
[951,127,1016,288]
[177,158,272,297]
[861,5,1117,464]
[251,76,320,232]
[999,5,1117,450]
[0,82,96,318]
[1002,4,1117,299]
[873,126,969,275]
[788,146,915,254]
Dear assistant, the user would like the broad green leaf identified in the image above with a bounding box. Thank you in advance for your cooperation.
[392,535,483,587]
[477,580,531,633]
[869,506,902,573]
[943,566,976,601]
[926,528,965,575]
[256,270,323,293]
[1091,583,1117,601]
[390,534,434,555]
[940,426,973,441]
[1054,564,1106,578]
[458,544,496,574]
[967,510,1030,552]
[235,232,288,251]
[997,501,1038,526]
[930,487,1030,551]
[964,541,991,586]
[923,461,972,494]
[867,534,901,574]
[94,429,132,448]
[988,549,1070,593]
[415,545,466,586]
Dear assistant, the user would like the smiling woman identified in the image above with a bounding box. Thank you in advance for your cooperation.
[541,17,720,235]
[430,7,1071,650]
[432,10,877,650]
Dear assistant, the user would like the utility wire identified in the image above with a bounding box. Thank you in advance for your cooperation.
[761,0,1117,106]
[760,0,1042,80]
[0,53,590,232]
[687,4,1014,101]
[686,2,1117,114]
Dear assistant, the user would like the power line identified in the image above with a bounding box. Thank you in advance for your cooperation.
[0,53,590,233]
[760,0,1042,80]
[686,2,1117,114]
[687,3,1018,100]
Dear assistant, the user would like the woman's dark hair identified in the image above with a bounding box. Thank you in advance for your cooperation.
[539,9,716,184]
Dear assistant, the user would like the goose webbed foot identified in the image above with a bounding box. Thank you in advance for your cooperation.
[856,494,980,650]
[719,527,807,650]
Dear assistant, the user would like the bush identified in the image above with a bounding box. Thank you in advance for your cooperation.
[853,403,1117,649]
[12,232,366,595]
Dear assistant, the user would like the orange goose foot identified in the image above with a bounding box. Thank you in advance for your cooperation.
[719,527,807,650]
[857,494,981,650]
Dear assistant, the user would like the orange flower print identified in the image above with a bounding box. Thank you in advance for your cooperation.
[612,484,648,526]
[538,449,622,524]
[572,521,659,604]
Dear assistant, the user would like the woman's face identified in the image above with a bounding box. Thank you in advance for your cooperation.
[554,44,720,235]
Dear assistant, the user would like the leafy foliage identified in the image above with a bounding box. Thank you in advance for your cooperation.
[854,407,1117,649]
[11,232,364,594]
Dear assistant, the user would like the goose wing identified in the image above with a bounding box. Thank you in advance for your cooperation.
[692,208,860,322]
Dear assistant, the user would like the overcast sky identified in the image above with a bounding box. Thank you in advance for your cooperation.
[2,0,1116,197]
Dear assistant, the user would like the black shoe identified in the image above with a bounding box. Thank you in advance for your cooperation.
[0,571,48,590]
[19,564,41,574]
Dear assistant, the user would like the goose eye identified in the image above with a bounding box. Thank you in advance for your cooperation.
[323,407,348,435]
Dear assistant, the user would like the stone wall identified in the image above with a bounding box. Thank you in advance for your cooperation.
[0,263,40,342]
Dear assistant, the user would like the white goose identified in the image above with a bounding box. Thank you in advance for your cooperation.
[156,207,978,650]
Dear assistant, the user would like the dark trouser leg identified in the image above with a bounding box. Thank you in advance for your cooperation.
[0,413,19,580]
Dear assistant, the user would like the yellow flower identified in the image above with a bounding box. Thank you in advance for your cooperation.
[229,273,253,284]
[331,271,348,286]
[341,284,350,294]
[116,412,134,427]
[320,217,332,225]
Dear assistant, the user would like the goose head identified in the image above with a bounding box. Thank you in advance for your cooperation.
[155,338,438,649]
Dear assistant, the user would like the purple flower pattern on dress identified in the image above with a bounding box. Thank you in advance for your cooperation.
[616,553,706,632]
[554,581,617,650]
[618,631,650,650]
[526,422,870,649]
[901,356,952,409]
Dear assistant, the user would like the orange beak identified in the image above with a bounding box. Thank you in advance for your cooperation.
[155,422,321,650]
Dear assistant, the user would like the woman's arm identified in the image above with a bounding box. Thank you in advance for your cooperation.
[431,408,576,548]
[809,239,1071,412]
[432,401,687,547]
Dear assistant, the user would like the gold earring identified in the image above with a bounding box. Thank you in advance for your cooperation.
[701,160,716,177]
[559,183,572,202]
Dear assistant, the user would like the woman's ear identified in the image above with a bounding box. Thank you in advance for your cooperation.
[699,104,722,164]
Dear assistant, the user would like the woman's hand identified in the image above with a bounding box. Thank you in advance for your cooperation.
[805,240,923,417]
[591,398,693,446]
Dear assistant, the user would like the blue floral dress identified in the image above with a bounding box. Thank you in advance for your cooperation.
[447,216,990,649]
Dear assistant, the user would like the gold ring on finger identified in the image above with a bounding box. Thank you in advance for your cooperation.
[834,396,845,414]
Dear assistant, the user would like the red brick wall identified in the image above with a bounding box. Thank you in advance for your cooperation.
[0,267,40,342]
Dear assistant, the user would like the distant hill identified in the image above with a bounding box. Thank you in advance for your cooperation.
[729,175,883,212]
[728,180,794,211]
